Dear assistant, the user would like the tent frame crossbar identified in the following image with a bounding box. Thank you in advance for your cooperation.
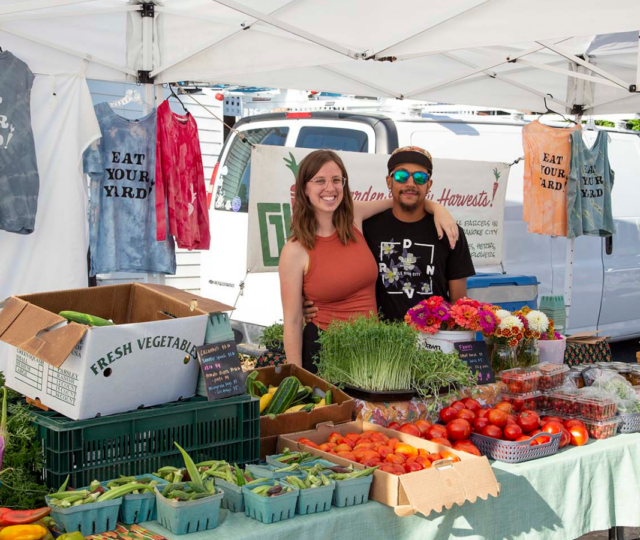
[0,5,137,23]
[515,58,624,90]
[0,0,104,16]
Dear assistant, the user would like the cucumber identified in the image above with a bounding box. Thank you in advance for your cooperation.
[291,386,312,405]
[265,376,300,415]
[301,403,315,412]
[59,311,114,327]
[253,380,268,397]
[325,389,333,405]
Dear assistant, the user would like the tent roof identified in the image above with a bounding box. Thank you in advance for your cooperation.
[1,0,639,113]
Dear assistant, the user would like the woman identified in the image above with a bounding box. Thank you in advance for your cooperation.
[278,149,456,372]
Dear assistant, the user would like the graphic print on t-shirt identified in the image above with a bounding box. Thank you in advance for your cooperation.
[377,238,436,300]
[103,150,154,199]
[0,97,16,150]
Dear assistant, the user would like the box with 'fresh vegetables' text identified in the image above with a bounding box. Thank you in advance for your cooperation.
[278,420,500,517]
[0,283,233,419]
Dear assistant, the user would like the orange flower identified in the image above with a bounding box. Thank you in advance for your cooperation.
[508,338,518,347]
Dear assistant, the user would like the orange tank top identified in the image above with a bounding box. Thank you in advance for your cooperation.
[304,227,378,330]
[522,120,582,236]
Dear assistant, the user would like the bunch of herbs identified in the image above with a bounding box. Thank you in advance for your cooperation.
[316,315,421,392]
[258,321,285,352]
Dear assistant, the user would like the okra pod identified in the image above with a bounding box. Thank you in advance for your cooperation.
[97,483,149,502]
[48,490,89,500]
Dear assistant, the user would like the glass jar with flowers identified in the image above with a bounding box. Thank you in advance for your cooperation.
[514,307,549,367]
[487,309,525,374]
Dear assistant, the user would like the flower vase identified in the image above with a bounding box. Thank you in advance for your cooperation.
[517,338,539,368]
[483,336,494,359]
[491,343,516,374]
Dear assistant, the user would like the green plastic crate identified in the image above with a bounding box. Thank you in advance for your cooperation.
[32,396,260,489]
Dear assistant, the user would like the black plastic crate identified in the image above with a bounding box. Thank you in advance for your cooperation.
[32,396,259,489]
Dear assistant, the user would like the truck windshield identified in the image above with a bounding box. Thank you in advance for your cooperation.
[297,126,369,152]
[214,127,289,213]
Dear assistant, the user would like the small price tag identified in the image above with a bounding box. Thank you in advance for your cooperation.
[454,341,495,384]
[196,340,246,401]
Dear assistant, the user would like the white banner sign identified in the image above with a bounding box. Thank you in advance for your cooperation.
[248,145,509,272]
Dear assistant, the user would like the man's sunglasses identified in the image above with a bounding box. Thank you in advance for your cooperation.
[391,169,430,185]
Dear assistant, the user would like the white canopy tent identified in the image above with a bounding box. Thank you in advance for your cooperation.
[1,0,640,115]
[1,0,637,327]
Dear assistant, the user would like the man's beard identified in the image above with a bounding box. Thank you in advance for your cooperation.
[398,189,423,213]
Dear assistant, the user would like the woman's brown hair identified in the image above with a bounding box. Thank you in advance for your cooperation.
[290,149,356,250]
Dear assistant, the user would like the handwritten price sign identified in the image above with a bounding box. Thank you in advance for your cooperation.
[196,340,246,401]
[454,341,495,384]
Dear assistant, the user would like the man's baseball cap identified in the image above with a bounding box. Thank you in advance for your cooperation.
[387,146,433,174]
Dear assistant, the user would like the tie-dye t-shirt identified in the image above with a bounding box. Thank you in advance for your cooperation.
[0,51,40,234]
[83,103,176,276]
[155,100,210,250]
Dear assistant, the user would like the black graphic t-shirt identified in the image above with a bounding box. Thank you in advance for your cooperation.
[363,209,475,322]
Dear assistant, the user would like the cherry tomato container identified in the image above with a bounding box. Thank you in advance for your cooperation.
[537,363,570,391]
[499,391,545,412]
[577,394,617,421]
[498,367,541,395]
[581,417,620,440]
[549,389,583,416]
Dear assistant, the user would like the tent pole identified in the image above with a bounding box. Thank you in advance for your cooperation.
[636,32,640,89]
[515,59,623,90]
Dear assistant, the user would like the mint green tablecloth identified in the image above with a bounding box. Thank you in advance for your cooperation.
[144,434,640,540]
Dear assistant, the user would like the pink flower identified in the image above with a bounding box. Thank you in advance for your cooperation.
[478,309,498,334]
[426,296,444,309]
[433,305,450,321]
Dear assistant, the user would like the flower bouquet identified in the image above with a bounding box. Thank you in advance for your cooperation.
[513,307,550,367]
[485,309,526,373]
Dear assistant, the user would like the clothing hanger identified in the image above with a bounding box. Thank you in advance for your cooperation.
[538,94,578,126]
[168,84,188,114]
[109,89,145,108]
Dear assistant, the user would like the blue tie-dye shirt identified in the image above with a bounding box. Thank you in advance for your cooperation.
[0,51,39,234]
[83,103,176,276]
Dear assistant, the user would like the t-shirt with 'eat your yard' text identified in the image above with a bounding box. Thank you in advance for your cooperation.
[83,103,175,276]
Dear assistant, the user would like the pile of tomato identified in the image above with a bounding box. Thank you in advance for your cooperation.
[432,398,590,447]
[297,430,463,476]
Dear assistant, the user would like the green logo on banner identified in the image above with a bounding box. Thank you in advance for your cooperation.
[257,202,292,266]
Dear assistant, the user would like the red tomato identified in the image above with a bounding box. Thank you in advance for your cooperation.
[541,416,564,425]
[456,408,476,422]
[530,429,550,444]
[328,432,342,444]
[559,428,571,448]
[399,424,422,438]
[564,419,586,430]
[386,422,401,431]
[440,450,461,463]
[385,453,406,464]
[404,462,424,473]
[453,440,481,456]
[415,456,432,469]
[462,398,482,413]
[450,400,466,412]
[426,425,448,441]
[476,408,490,418]
[482,425,503,439]
[336,451,357,461]
[505,415,517,426]
[446,419,472,441]
[488,409,508,428]
[515,435,532,442]
[569,425,589,446]
[379,463,404,475]
[333,443,352,453]
[472,417,490,433]
[430,437,453,448]
[376,445,393,458]
[517,411,541,433]
[361,458,382,467]
[541,421,563,435]
[414,419,432,435]
[439,407,459,424]
[503,424,523,441]
[387,438,400,450]
[494,402,514,415]
[426,452,443,462]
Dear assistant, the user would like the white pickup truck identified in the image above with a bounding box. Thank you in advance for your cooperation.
[200,111,640,348]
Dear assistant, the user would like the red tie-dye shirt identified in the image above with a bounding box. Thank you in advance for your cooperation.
[155,100,210,250]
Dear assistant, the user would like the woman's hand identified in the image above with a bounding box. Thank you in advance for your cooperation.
[432,204,458,248]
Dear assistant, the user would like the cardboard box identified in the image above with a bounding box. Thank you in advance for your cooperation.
[260,435,279,460]
[567,331,610,345]
[255,364,354,438]
[278,420,500,517]
[0,283,232,420]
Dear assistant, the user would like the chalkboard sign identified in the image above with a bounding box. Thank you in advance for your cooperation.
[454,341,495,384]
[197,340,246,401]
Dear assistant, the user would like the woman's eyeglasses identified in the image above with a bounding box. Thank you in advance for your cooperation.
[391,169,430,185]
[309,176,346,187]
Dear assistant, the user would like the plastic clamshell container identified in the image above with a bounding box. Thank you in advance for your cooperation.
[102,474,167,525]
[242,479,299,524]
[214,477,268,513]
[283,475,336,515]
[549,389,583,417]
[498,367,541,394]
[537,363,570,391]
[582,417,620,439]
[45,496,121,536]
[154,484,223,535]
[246,463,306,480]
[499,391,545,412]
[332,474,373,508]
[577,394,617,421]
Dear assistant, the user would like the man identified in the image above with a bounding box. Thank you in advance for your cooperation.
[305,145,475,323]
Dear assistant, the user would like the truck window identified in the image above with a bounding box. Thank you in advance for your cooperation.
[214,127,289,213]
[297,126,369,152]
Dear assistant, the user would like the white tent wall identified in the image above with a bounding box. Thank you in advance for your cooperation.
[86,81,224,293]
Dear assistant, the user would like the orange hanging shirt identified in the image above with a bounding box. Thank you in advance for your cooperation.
[522,120,581,236]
